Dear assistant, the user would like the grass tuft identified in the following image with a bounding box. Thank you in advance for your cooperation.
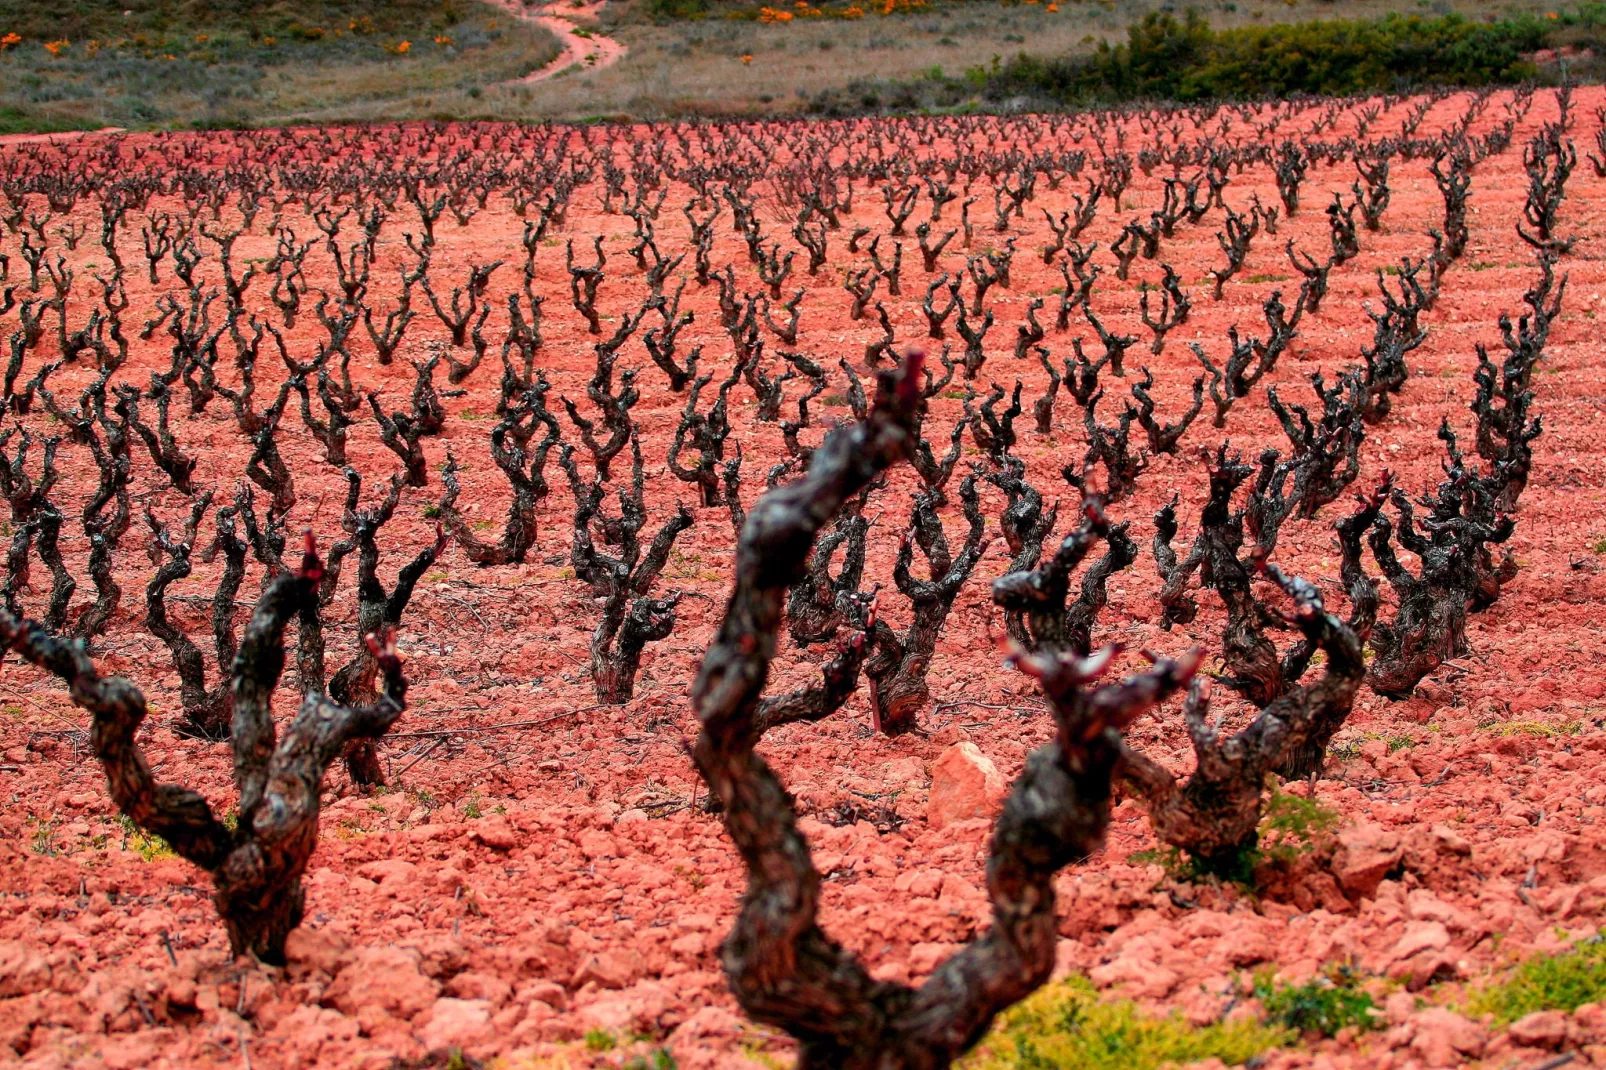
[960,975,1287,1070]
[1468,934,1606,1025]
[118,815,178,861]
[1255,967,1380,1038]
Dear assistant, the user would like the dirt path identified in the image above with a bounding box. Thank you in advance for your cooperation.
[491,0,627,84]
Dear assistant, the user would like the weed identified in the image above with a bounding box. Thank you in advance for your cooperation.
[960,974,1287,1069]
[1255,966,1380,1037]
[623,1051,678,1070]
[1327,740,1362,763]
[1356,730,1418,753]
[1255,782,1341,866]
[583,1028,617,1052]
[740,1040,789,1070]
[1467,934,1606,1024]
[1484,720,1581,738]
[30,819,57,856]
[117,815,177,861]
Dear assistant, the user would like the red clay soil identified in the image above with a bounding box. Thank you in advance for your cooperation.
[1,89,1605,1070]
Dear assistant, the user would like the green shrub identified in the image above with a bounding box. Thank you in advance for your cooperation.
[1255,967,1380,1038]
[1255,781,1342,867]
[987,9,1548,104]
[1468,934,1606,1025]
[961,975,1288,1070]
[648,0,711,18]
[623,1051,678,1070]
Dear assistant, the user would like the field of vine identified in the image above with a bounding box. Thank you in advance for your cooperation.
[0,86,1603,1070]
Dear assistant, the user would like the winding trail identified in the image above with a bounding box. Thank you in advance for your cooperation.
[491,0,627,84]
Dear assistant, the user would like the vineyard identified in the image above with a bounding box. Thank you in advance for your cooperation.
[0,85,1603,1069]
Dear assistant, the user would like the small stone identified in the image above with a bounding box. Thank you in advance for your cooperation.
[1509,1010,1568,1049]
[471,818,518,852]
[1390,921,1450,962]
[326,946,440,1021]
[1088,956,1179,1000]
[1571,1002,1606,1043]
[284,926,348,977]
[355,858,418,887]
[445,971,512,1007]
[1431,824,1472,855]
[927,743,1005,830]
[577,829,618,860]
[1411,1008,1485,1067]
[880,757,926,787]
[0,940,51,998]
[414,997,494,1054]
[570,949,644,990]
[1224,931,1274,967]
[1331,821,1402,898]
[518,979,568,1011]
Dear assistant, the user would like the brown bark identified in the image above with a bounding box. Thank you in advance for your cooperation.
[0,540,406,964]
[690,352,1199,1068]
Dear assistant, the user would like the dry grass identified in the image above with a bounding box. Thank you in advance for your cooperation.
[0,0,1571,128]
[413,0,1567,122]
[0,0,558,131]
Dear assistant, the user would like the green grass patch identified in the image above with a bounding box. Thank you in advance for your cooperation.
[1483,720,1581,739]
[1256,967,1380,1038]
[117,815,178,861]
[623,1051,677,1070]
[961,975,1288,1070]
[1468,935,1606,1025]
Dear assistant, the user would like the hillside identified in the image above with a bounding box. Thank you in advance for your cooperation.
[0,0,560,131]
